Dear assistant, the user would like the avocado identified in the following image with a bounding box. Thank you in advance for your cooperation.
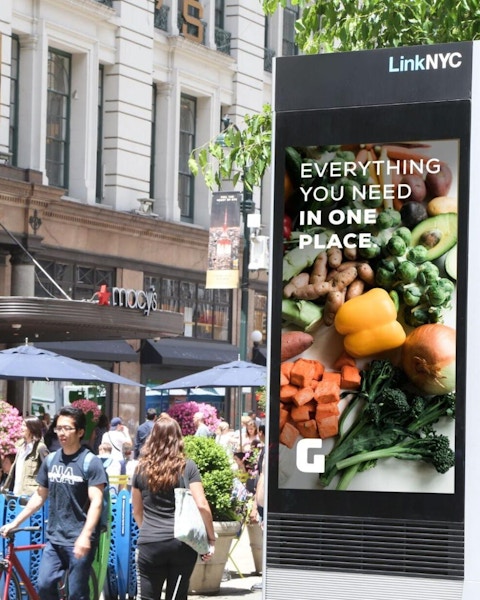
[410,213,457,261]
[444,244,457,280]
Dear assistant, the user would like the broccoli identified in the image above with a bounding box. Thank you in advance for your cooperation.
[336,432,455,475]
[319,360,456,490]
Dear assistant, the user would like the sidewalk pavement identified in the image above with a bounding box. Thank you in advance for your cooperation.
[191,527,263,599]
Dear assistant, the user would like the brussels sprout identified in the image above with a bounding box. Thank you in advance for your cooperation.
[404,306,430,327]
[376,211,394,230]
[417,262,440,286]
[386,235,407,257]
[425,285,449,307]
[394,226,412,246]
[358,241,381,260]
[403,285,422,307]
[375,267,395,288]
[363,189,384,208]
[396,260,418,283]
[406,245,429,265]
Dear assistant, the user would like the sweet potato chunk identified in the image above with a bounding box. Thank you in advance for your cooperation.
[313,380,341,404]
[295,419,319,439]
[341,365,362,390]
[280,421,300,449]
[317,415,339,439]
[291,401,316,422]
[292,386,315,407]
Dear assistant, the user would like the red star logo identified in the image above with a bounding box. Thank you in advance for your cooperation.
[97,285,111,306]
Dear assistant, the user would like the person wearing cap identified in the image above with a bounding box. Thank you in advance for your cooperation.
[133,408,157,459]
[101,417,132,461]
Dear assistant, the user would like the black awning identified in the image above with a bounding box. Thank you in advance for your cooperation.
[142,339,239,368]
[252,345,267,366]
[36,340,139,362]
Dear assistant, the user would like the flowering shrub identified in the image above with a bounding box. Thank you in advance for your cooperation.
[70,399,102,422]
[168,401,219,436]
[0,400,23,458]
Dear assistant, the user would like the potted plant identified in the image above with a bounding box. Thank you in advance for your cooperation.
[70,398,102,440]
[183,435,241,594]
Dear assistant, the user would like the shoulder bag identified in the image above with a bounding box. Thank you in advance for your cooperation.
[173,474,209,555]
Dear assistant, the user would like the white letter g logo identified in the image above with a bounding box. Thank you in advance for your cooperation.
[296,439,325,473]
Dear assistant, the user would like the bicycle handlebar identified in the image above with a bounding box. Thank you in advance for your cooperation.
[0,525,42,540]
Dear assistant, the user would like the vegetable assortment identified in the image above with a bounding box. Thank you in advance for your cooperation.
[279,139,458,490]
[319,359,455,490]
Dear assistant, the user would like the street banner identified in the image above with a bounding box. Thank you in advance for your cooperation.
[206,191,241,289]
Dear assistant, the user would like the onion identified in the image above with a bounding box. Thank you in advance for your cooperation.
[401,323,456,395]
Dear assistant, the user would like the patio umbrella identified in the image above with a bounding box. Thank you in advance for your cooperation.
[152,360,266,390]
[152,360,266,445]
[0,344,142,385]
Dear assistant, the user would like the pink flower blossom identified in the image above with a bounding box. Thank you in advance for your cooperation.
[0,400,23,458]
[168,401,219,436]
[70,399,102,422]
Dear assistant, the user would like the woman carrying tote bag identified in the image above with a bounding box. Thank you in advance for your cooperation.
[132,415,215,600]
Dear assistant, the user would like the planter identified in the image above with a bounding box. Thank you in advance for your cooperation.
[188,520,241,595]
[247,523,263,574]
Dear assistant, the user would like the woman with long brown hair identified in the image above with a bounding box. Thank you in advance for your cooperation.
[4,416,49,496]
[132,415,215,600]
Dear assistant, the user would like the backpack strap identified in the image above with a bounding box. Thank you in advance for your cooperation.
[82,450,94,478]
[46,449,61,468]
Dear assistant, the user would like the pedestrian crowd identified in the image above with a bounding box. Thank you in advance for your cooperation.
[0,404,266,600]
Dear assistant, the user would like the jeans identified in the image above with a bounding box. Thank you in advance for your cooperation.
[37,541,97,600]
[136,538,198,600]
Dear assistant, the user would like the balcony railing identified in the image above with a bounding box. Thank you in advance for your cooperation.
[154,5,170,31]
[215,27,231,55]
[264,48,275,72]
[94,0,113,7]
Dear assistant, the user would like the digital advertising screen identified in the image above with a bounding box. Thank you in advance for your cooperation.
[268,44,472,525]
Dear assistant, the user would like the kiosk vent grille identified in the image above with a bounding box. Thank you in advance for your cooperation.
[267,513,464,580]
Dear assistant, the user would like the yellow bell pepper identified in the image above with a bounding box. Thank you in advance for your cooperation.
[334,288,406,358]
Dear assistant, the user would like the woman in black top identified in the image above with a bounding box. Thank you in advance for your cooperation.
[132,415,215,600]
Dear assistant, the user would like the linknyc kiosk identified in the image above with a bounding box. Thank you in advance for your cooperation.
[266,42,480,599]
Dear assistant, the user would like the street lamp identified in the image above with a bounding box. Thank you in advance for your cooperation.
[219,115,254,361]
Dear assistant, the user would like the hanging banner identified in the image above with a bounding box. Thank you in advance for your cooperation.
[206,191,241,289]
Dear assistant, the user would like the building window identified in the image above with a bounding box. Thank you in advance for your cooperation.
[145,275,232,341]
[35,260,114,301]
[46,49,71,189]
[215,0,224,29]
[253,292,268,341]
[95,66,104,203]
[149,84,157,199]
[178,95,196,222]
[9,35,20,166]
[282,0,299,57]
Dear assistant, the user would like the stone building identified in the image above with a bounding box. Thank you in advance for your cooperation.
[0,0,298,427]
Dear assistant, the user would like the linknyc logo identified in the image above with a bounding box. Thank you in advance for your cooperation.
[296,439,326,473]
[388,51,462,73]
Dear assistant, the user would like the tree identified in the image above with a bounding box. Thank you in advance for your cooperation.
[189,1,479,187]
[263,0,480,54]
[188,104,272,191]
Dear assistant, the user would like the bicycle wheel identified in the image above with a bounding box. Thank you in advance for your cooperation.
[3,569,36,600]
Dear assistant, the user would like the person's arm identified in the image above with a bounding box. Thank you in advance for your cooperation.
[189,481,215,545]
[73,484,104,559]
[0,486,48,536]
[131,487,144,527]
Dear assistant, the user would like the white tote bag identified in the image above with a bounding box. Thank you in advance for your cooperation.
[173,476,209,555]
